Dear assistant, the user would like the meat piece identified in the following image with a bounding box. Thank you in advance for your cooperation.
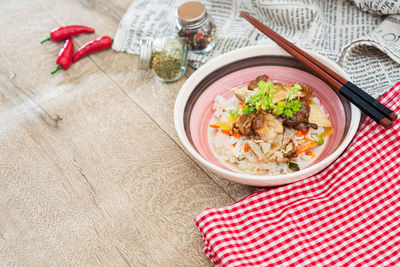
[233,87,254,102]
[262,141,295,163]
[266,129,295,162]
[255,141,288,163]
[248,74,269,90]
[271,82,312,104]
[231,113,254,136]
[260,142,271,153]
[247,128,296,163]
[281,129,296,159]
[300,83,313,101]
[252,111,283,141]
[278,83,316,131]
[281,97,317,131]
[283,142,295,158]
[308,98,332,128]
[245,112,296,163]
[248,140,264,160]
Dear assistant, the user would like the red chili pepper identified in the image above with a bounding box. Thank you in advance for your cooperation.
[51,38,74,74]
[72,36,113,63]
[41,25,95,44]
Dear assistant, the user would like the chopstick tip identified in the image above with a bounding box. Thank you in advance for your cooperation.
[380,118,393,129]
[389,112,398,122]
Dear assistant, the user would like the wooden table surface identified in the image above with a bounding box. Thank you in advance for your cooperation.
[0,1,255,265]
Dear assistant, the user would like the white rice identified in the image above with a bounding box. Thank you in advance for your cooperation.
[209,95,330,175]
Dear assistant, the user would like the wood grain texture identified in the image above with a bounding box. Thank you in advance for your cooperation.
[36,0,255,201]
[0,1,253,266]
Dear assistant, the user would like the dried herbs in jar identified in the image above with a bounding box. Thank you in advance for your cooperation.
[139,35,188,82]
[175,1,216,53]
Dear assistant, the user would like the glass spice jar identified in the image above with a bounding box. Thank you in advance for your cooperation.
[175,1,216,53]
[139,35,188,82]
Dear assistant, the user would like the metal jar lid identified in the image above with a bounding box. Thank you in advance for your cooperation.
[139,39,152,70]
[176,1,208,29]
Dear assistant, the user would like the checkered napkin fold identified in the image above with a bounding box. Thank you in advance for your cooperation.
[195,82,400,266]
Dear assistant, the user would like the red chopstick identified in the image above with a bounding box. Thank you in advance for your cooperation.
[240,11,397,129]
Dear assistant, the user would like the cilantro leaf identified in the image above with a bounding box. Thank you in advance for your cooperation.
[269,104,278,109]
[287,83,302,100]
[275,107,284,115]
[284,109,293,117]
[277,101,286,108]
[273,84,303,118]
[243,105,255,114]
[239,80,277,115]
[288,100,302,112]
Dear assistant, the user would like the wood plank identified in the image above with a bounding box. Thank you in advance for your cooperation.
[36,0,255,200]
[0,1,232,265]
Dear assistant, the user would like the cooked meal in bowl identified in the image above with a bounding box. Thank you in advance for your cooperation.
[209,74,334,175]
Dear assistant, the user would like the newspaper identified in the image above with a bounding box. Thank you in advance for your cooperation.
[113,0,400,98]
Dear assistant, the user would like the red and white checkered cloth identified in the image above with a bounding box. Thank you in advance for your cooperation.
[195,82,400,266]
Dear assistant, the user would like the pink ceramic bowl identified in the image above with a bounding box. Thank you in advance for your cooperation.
[174,45,361,186]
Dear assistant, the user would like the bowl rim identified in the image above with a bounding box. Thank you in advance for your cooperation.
[174,44,361,183]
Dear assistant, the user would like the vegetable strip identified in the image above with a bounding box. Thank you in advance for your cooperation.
[296,138,317,155]
[221,129,230,136]
[296,129,309,138]
[244,143,250,153]
[231,133,241,139]
[305,151,316,159]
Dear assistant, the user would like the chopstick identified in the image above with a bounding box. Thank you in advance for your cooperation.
[240,11,397,129]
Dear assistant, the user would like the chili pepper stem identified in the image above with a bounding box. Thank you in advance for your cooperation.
[41,37,51,44]
[50,65,61,75]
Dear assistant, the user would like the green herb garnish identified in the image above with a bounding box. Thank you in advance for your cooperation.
[229,81,303,118]
[243,104,255,114]
[287,83,302,100]
[246,81,277,112]
[275,83,303,117]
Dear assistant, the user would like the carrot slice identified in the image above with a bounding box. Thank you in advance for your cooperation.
[296,128,309,138]
[221,129,230,136]
[232,133,241,139]
[296,138,317,155]
[305,151,316,159]
[244,142,250,152]
[232,142,237,147]
[210,124,219,129]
